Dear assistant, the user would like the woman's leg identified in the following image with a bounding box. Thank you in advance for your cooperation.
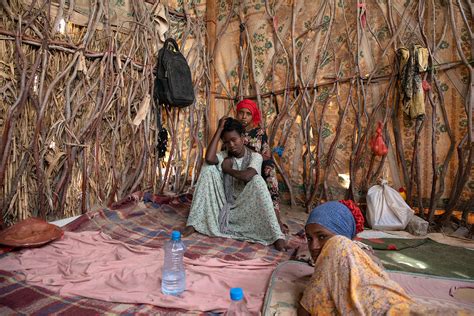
[185,164,226,237]
[230,175,285,247]
[262,160,288,234]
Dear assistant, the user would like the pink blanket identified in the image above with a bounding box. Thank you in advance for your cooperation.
[0,231,276,314]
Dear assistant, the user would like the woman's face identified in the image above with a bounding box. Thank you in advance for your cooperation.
[222,130,244,157]
[305,223,335,262]
[237,108,253,129]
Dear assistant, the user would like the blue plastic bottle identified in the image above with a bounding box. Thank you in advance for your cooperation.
[161,230,186,296]
[226,288,250,315]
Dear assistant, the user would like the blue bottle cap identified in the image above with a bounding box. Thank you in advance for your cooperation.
[230,287,243,301]
[171,230,181,241]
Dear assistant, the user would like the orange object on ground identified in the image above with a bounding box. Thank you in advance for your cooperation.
[0,217,63,248]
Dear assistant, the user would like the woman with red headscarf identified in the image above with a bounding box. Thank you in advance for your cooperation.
[235,99,288,234]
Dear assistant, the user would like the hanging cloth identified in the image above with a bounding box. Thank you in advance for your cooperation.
[397,45,429,119]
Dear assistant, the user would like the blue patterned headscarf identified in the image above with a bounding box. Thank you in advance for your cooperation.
[306,201,356,239]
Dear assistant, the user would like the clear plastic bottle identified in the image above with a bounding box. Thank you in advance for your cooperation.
[226,288,250,315]
[161,230,186,296]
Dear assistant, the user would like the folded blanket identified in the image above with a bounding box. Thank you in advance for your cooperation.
[0,231,276,314]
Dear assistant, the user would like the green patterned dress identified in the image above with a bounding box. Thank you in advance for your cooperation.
[186,151,284,245]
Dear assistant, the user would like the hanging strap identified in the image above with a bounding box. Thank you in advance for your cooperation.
[155,99,168,159]
[156,100,163,131]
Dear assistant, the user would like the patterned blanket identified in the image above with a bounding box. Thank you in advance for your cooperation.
[262,261,474,315]
[0,192,304,315]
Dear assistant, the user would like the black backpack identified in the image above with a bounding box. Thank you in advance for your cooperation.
[153,38,194,158]
[154,38,195,107]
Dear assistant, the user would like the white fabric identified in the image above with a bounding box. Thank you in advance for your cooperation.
[50,215,81,227]
[366,180,414,230]
[217,151,263,176]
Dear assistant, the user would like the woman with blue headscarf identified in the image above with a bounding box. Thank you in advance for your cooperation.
[298,201,464,316]
[302,200,367,262]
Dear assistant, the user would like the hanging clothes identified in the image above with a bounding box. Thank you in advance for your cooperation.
[397,45,429,119]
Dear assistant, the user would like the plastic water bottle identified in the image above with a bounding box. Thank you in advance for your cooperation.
[161,230,186,296]
[226,288,250,315]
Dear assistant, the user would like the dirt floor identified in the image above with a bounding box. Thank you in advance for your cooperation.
[280,203,308,226]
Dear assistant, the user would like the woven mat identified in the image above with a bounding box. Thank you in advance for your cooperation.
[0,192,304,315]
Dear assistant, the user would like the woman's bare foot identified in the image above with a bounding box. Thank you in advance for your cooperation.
[273,239,287,251]
[280,222,290,235]
[181,226,196,237]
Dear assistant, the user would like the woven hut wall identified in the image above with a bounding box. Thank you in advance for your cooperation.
[212,0,473,221]
[0,0,209,225]
[0,0,472,226]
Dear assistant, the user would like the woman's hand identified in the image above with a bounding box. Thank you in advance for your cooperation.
[221,157,233,173]
[218,116,229,131]
[205,116,229,165]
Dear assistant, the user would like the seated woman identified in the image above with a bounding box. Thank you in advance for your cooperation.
[235,99,288,234]
[182,117,286,251]
[298,201,464,315]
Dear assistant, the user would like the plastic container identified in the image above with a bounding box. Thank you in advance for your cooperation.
[161,230,186,296]
[226,287,250,315]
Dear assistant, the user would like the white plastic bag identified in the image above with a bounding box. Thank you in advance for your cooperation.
[366,180,414,230]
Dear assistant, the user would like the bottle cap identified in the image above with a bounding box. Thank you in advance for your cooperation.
[171,230,181,241]
[230,287,243,301]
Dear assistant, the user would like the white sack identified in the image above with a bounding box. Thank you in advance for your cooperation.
[366,180,414,230]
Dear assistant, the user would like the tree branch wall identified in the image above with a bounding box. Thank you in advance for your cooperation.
[0,0,472,227]
[0,0,209,225]
[212,0,473,223]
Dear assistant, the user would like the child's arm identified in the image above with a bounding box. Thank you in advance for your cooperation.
[205,117,228,164]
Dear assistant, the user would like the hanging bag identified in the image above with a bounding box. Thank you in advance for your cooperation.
[153,38,194,158]
[154,38,195,107]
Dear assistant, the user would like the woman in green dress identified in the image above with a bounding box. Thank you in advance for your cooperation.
[182,118,286,251]
[235,99,288,234]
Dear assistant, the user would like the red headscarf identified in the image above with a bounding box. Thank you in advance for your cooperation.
[236,99,261,126]
[339,200,365,234]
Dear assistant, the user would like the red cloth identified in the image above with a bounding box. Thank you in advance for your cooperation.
[339,200,365,234]
[1,231,276,313]
[236,99,261,126]
[422,80,431,91]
